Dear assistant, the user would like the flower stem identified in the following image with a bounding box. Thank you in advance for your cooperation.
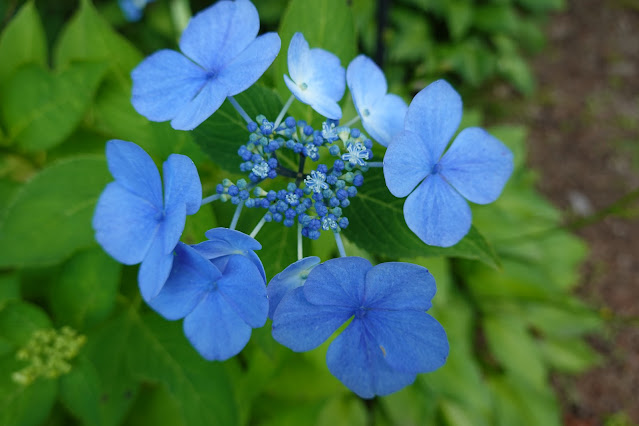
[249,214,267,238]
[367,161,383,168]
[227,96,252,124]
[333,231,346,257]
[229,201,244,230]
[274,95,295,129]
[344,115,360,127]
[200,194,220,205]
[297,222,303,260]
[295,154,307,187]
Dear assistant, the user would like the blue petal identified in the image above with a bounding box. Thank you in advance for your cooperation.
[383,130,434,198]
[304,48,346,103]
[217,255,267,328]
[364,262,436,311]
[178,0,259,71]
[439,127,514,204]
[138,233,174,302]
[326,319,416,398]
[184,290,252,361]
[131,49,210,123]
[148,242,221,320]
[218,33,281,96]
[303,257,371,308]
[404,79,462,161]
[403,174,471,247]
[271,287,353,352]
[92,182,159,265]
[347,55,387,114]
[361,93,407,147]
[267,256,321,319]
[163,154,202,215]
[105,140,162,207]
[196,228,266,281]
[287,33,310,85]
[161,202,186,255]
[169,78,228,131]
[364,310,449,374]
[284,75,342,120]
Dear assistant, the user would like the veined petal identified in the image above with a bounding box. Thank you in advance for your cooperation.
[326,319,416,399]
[439,127,514,204]
[404,174,472,247]
[267,256,321,319]
[184,290,252,361]
[148,242,221,320]
[303,257,371,308]
[105,140,162,207]
[347,55,387,117]
[217,255,268,328]
[361,93,407,147]
[170,78,228,131]
[217,32,281,96]
[138,235,175,302]
[364,262,436,311]
[92,182,159,265]
[383,130,434,198]
[131,49,210,124]
[163,154,202,215]
[404,79,462,161]
[364,310,449,374]
[179,0,259,71]
[271,287,353,352]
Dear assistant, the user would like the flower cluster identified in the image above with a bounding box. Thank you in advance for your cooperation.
[93,0,514,398]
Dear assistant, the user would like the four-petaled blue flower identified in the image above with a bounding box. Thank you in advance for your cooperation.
[92,140,201,301]
[284,32,345,120]
[148,229,268,361]
[383,79,514,247]
[131,0,281,130]
[266,256,321,319]
[347,55,407,147]
[272,257,449,398]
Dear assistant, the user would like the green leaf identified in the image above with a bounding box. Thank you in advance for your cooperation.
[192,85,284,172]
[0,156,111,268]
[59,356,103,426]
[1,62,108,151]
[345,168,500,267]
[445,0,473,41]
[488,376,561,426]
[0,301,52,348]
[126,313,238,426]
[539,337,601,373]
[0,1,47,85]
[49,247,122,330]
[317,396,367,426]
[0,272,20,310]
[122,383,185,426]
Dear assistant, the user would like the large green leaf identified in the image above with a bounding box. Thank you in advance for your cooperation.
[345,168,500,267]
[1,62,108,151]
[0,156,110,268]
[59,356,103,426]
[0,1,47,85]
[0,301,52,348]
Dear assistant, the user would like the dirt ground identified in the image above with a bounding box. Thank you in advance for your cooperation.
[521,0,639,424]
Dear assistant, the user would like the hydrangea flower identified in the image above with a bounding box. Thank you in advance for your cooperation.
[383,80,514,247]
[93,140,201,301]
[266,256,321,319]
[148,231,268,361]
[131,0,281,130]
[346,55,407,146]
[284,32,345,119]
[118,0,153,22]
[272,257,449,398]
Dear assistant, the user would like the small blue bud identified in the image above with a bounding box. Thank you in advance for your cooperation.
[273,212,283,222]
[317,164,328,174]
[231,196,241,205]
[347,187,358,197]
[247,122,258,132]
[239,190,250,200]
[285,208,296,219]
[283,218,295,227]
[329,145,341,156]
[351,128,360,138]
[339,217,349,229]
[329,197,340,207]
[327,175,338,185]
[353,174,364,187]
[285,117,296,128]
[216,184,225,194]
[303,125,314,136]
[228,185,239,196]
[340,199,350,208]
[264,212,273,222]
[333,160,345,172]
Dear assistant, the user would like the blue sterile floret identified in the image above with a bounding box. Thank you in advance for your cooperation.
[271,257,449,398]
[266,257,321,319]
[131,0,280,130]
[92,140,201,302]
[383,80,514,247]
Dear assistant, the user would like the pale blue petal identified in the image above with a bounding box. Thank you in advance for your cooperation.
[184,290,252,361]
[217,33,281,96]
[326,319,416,399]
[383,130,434,198]
[267,256,321,319]
[196,228,265,281]
[364,262,436,311]
[148,242,221,320]
[287,32,310,84]
[439,127,514,204]
[179,0,258,71]
[138,234,174,302]
[303,257,371,308]
[305,48,346,102]
[163,154,202,215]
[271,287,353,352]
[361,93,407,147]
[347,55,387,114]
[217,255,267,328]
[404,174,472,247]
[284,75,343,120]
[169,79,228,130]
[131,49,209,123]
[364,310,449,374]
[404,79,462,161]
[93,182,159,265]
[105,140,162,207]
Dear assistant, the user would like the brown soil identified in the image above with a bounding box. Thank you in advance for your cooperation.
[523,0,639,424]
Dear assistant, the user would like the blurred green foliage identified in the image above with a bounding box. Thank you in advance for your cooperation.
[0,1,602,425]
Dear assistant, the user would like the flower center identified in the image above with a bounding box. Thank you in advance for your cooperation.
[362,108,370,117]
[299,82,308,91]
[355,306,368,319]
[431,162,442,175]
